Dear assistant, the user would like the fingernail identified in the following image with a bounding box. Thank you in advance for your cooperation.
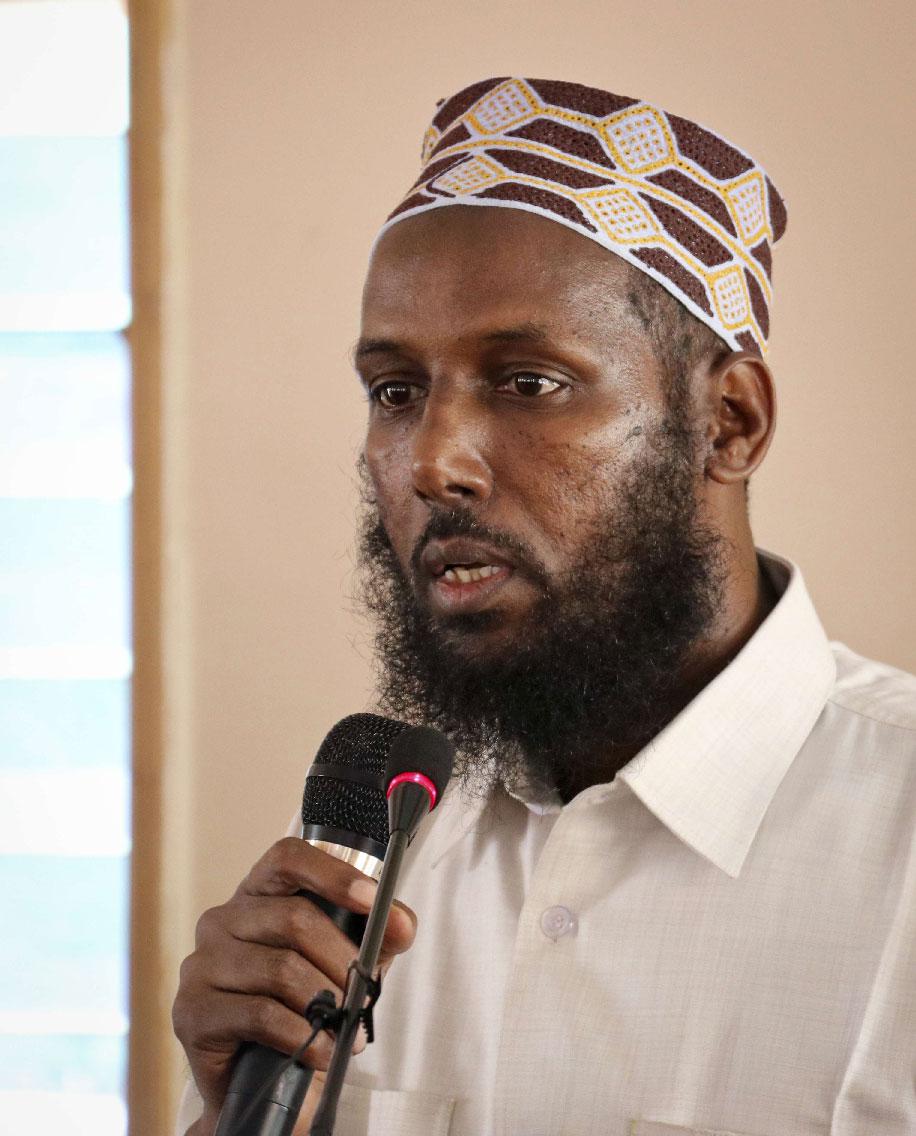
[348,877,378,909]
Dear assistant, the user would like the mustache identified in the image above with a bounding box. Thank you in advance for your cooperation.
[407,507,550,590]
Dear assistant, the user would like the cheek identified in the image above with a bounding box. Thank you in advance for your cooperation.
[364,418,413,492]
[499,420,644,538]
[364,433,417,558]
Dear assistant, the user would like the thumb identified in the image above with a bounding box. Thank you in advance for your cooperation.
[379,897,418,966]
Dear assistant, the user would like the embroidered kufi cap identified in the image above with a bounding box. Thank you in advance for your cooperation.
[379,77,787,357]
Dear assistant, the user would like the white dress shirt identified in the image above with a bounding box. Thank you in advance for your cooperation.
[177,552,916,1135]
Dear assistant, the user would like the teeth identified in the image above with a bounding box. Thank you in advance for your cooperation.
[442,564,500,584]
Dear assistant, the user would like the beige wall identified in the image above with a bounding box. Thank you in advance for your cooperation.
[137,0,916,1122]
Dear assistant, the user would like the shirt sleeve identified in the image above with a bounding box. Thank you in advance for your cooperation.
[832,820,916,1132]
[175,1076,204,1136]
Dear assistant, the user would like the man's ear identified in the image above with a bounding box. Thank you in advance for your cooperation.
[702,351,777,484]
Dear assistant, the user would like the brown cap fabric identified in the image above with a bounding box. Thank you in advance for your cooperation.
[380,78,787,356]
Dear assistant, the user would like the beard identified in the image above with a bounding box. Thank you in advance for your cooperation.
[357,423,726,800]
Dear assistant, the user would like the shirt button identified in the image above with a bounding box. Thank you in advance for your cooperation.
[540,905,577,941]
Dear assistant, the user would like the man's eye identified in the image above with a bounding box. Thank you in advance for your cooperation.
[371,381,423,409]
[502,373,563,397]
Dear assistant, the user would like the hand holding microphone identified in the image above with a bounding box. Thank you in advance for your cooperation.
[171,716,453,1136]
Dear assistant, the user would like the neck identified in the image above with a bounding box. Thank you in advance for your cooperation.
[553,540,778,803]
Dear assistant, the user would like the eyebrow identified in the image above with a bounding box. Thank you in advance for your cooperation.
[480,322,550,345]
[353,323,552,363]
[353,337,402,362]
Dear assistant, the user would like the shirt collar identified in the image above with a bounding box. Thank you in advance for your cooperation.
[609,550,836,878]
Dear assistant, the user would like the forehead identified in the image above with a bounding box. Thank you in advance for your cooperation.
[361,206,651,354]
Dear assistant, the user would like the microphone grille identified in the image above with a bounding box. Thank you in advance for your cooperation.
[302,713,410,846]
[386,725,454,803]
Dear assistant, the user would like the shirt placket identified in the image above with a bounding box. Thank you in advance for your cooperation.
[491,784,624,1136]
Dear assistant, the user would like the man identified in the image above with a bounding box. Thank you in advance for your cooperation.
[173,78,916,1134]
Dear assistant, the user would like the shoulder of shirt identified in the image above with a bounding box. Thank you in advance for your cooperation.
[827,641,916,734]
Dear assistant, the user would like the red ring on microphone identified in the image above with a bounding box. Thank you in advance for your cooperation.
[386,770,438,809]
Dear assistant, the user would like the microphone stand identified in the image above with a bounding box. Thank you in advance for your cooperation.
[308,824,412,1136]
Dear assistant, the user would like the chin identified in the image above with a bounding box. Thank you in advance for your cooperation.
[433,609,521,657]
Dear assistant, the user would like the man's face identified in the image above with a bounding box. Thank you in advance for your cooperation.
[355,206,724,794]
[358,207,672,652]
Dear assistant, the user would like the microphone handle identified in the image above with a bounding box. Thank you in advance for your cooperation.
[213,891,367,1136]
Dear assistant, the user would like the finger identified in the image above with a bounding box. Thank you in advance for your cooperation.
[235,841,417,956]
[238,839,385,911]
[186,990,338,1075]
[351,1019,368,1057]
[189,937,345,1020]
[209,894,362,989]
[377,898,418,964]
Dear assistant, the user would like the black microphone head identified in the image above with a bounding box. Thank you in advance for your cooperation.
[385,725,455,807]
[302,713,410,857]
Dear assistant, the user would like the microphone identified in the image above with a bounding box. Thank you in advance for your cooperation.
[214,713,410,1136]
[385,725,455,839]
[309,725,454,1136]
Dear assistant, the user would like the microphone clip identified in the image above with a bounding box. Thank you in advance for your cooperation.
[360,970,382,1044]
[304,964,382,1051]
[342,959,383,1045]
[304,989,344,1035]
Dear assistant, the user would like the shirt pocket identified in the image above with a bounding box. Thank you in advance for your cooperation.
[333,1080,455,1136]
[631,1122,759,1136]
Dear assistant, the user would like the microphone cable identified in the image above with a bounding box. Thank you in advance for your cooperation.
[224,989,341,1136]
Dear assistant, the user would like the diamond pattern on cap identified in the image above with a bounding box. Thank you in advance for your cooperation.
[381,77,787,356]
[726,171,769,244]
[602,106,674,173]
[431,154,504,196]
[468,78,539,135]
[421,124,440,164]
[712,267,751,328]
[580,187,658,243]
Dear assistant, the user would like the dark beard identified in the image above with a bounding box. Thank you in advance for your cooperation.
[357,429,725,800]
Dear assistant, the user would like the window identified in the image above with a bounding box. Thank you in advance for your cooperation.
[0,2,132,1132]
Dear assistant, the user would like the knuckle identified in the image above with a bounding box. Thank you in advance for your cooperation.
[246,996,278,1038]
[257,845,282,881]
[172,953,212,1041]
[171,991,194,1041]
[194,905,224,946]
[268,837,301,874]
[177,952,199,989]
[279,835,306,855]
[269,949,304,999]
[284,900,312,943]
[170,999,186,1038]
[263,839,288,871]
[288,897,335,950]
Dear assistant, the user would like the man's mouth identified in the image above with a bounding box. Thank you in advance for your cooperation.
[441,563,506,584]
[419,538,520,615]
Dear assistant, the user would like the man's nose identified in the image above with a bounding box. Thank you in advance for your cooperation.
[410,391,493,507]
